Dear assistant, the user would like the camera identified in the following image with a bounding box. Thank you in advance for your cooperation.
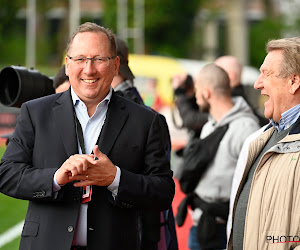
[0,66,55,108]
[174,74,194,95]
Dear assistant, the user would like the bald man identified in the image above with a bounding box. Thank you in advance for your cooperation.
[215,55,242,89]
[172,55,268,129]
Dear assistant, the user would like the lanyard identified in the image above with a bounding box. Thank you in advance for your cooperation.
[74,112,93,203]
[74,113,86,154]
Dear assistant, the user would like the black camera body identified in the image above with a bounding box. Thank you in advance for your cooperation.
[174,74,194,95]
[0,66,55,108]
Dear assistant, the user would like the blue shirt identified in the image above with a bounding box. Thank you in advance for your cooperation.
[54,87,120,246]
[270,103,300,132]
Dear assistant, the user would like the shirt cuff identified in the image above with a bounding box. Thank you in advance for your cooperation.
[107,166,120,198]
[53,170,62,192]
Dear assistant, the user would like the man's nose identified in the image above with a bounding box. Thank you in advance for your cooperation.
[83,59,97,74]
[254,75,263,90]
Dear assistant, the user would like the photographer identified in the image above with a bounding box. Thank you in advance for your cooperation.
[171,73,208,181]
[172,73,208,139]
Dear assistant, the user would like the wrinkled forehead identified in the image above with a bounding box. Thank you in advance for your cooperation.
[260,50,284,73]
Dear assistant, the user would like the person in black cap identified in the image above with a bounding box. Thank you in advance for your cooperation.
[111,38,144,105]
[53,65,70,93]
[112,37,178,250]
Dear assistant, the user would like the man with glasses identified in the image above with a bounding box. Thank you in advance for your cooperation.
[0,22,175,250]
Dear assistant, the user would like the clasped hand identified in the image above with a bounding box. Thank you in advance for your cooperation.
[56,145,117,187]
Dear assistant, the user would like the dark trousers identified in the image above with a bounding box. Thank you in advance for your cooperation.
[188,224,227,250]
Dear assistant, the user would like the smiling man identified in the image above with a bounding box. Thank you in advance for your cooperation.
[0,22,175,250]
[227,37,300,250]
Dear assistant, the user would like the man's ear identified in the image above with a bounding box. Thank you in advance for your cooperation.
[65,56,69,76]
[289,74,300,94]
[114,56,120,76]
[202,87,211,100]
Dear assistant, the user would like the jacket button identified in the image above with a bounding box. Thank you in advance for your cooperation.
[68,226,74,232]
[88,227,94,231]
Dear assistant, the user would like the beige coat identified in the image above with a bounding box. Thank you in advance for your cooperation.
[228,126,300,250]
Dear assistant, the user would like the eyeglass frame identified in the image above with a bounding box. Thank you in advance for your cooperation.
[67,55,117,67]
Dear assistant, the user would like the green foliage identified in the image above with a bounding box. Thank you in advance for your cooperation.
[0,1,25,66]
[0,33,26,66]
[0,0,24,37]
[102,0,200,58]
[249,18,283,68]
[0,0,69,68]
[145,0,199,57]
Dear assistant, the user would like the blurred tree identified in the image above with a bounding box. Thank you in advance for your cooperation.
[249,17,283,68]
[102,0,201,58]
[248,0,285,68]
[0,0,24,40]
[262,0,280,18]
[34,1,69,66]
[0,0,68,67]
[0,0,26,65]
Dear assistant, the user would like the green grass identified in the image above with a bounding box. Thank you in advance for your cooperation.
[0,236,21,250]
[0,193,28,234]
[0,146,28,249]
[0,147,6,158]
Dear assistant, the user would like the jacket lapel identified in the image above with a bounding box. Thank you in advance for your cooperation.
[98,93,128,156]
[53,89,78,157]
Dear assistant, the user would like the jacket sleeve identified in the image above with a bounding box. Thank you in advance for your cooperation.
[175,94,208,133]
[113,113,175,211]
[0,103,57,201]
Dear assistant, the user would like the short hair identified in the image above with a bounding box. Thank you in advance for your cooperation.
[214,55,242,86]
[198,63,231,97]
[266,37,300,78]
[66,22,117,57]
[53,65,69,89]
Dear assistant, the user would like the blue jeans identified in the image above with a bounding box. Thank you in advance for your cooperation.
[188,225,227,250]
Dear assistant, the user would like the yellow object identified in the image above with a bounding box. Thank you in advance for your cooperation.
[128,54,185,106]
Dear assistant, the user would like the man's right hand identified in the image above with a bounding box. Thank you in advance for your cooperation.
[55,154,97,185]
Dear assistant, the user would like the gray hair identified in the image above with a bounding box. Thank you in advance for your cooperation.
[66,22,117,56]
[266,37,300,78]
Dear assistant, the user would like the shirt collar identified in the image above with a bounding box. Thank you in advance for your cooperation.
[270,103,300,132]
[114,80,133,92]
[70,86,112,108]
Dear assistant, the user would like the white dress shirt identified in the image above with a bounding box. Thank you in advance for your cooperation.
[53,87,120,246]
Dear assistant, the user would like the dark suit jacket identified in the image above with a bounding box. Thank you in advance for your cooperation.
[0,89,175,250]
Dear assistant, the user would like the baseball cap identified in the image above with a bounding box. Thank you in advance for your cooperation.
[116,37,135,80]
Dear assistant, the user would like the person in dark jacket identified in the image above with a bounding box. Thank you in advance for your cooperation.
[0,22,175,250]
[111,37,178,250]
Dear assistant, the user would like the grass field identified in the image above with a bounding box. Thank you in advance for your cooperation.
[0,146,28,249]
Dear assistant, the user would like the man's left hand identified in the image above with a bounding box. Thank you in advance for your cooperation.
[72,145,117,187]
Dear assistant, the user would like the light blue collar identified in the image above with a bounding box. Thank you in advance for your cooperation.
[270,103,300,132]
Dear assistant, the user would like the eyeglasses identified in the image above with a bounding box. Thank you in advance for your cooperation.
[67,55,116,67]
